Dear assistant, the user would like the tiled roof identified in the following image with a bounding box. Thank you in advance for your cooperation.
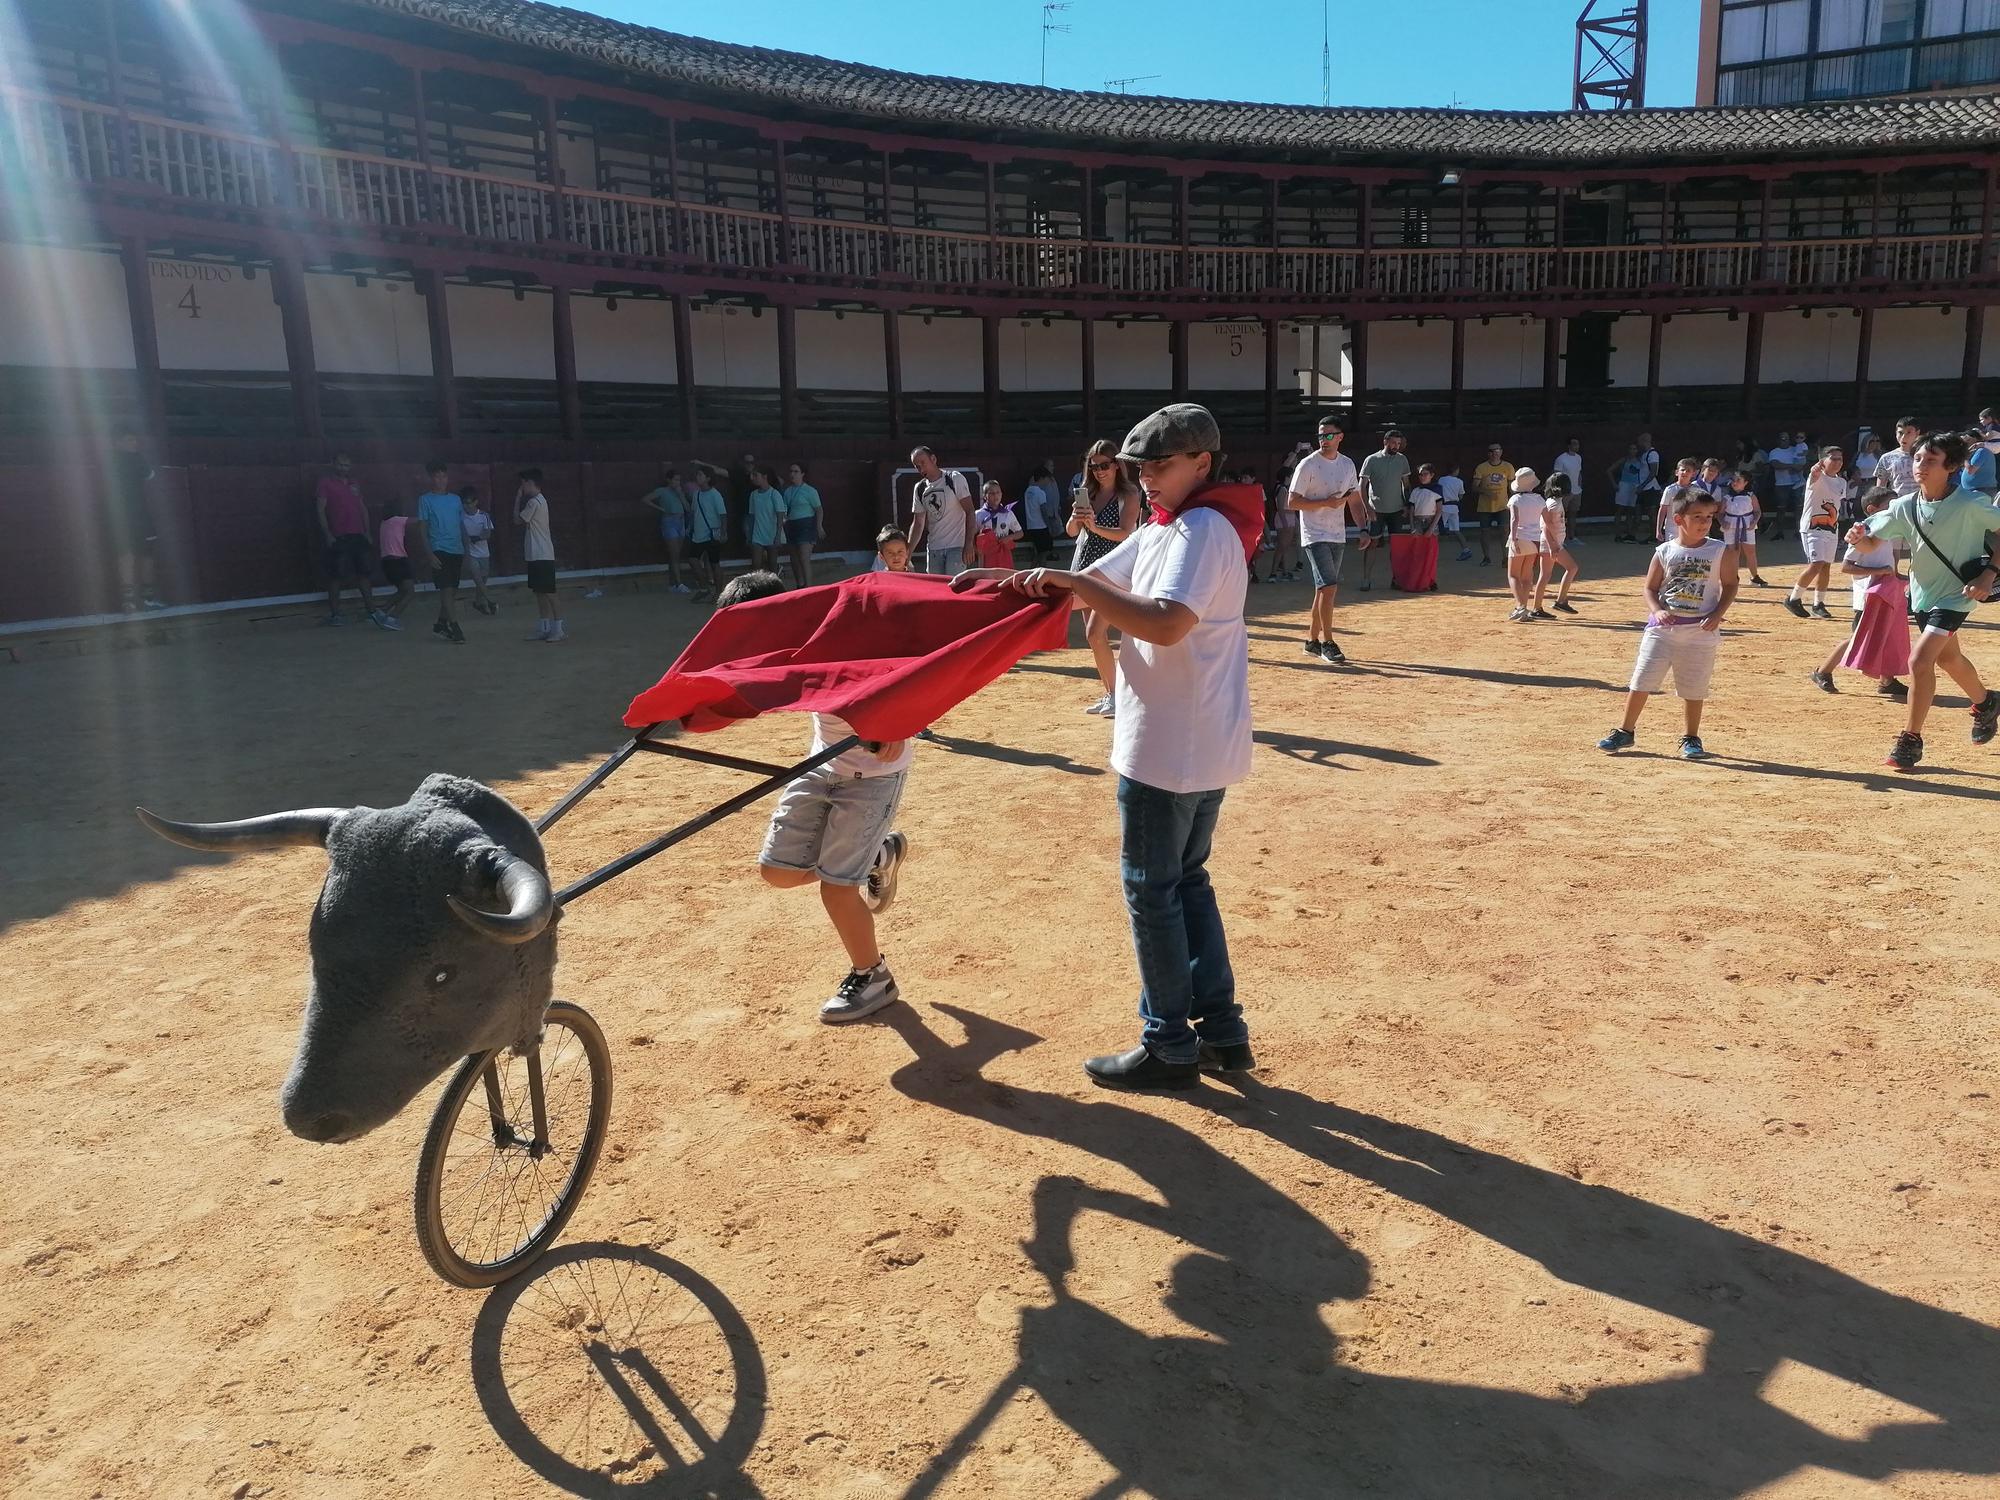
[347,0,2000,164]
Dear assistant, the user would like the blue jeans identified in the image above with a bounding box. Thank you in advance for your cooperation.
[1116,775,1244,1064]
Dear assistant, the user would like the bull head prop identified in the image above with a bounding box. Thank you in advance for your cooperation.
[137,774,558,1144]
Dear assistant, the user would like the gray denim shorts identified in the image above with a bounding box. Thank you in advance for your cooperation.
[1303,540,1344,590]
[760,766,907,886]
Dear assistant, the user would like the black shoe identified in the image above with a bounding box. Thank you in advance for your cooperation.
[1197,1040,1257,1073]
[1878,678,1909,701]
[1809,603,1834,620]
[1886,731,1924,771]
[448,621,467,644]
[1552,600,1579,615]
[1809,669,1837,693]
[432,619,450,637]
[1083,1045,1198,1091]
[1303,639,1325,659]
[1783,598,1810,619]
[1972,691,2000,746]
[1531,608,1556,620]
[1321,640,1346,664]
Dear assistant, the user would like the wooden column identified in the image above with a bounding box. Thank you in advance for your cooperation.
[118,236,166,441]
[1171,318,1189,401]
[1854,305,1874,420]
[1742,310,1764,423]
[410,68,433,170]
[1867,170,1884,278]
[1657,182,1674,285]
[552,286,581,442]
[1541,316,1561,427]
[672,292,699,440]
[1551,185,1567,288]
[1349,319,1369,427]
[774,137,795,265]
[1081,315,1098,439]
[1644,311,1663,428]
[1980,165,1998,277]
[272,255,322,443]
[883,308,904,443]
[99,0,127,110]
[1758,176,1775,281]
[665,116,684,254]
[421,271,458,440]
[1080,164,1095,283]
[541,94,567,244]
[1962,304,1985,416]
[1456,181,1470,292]
[777,302,799,441]
[1358,181,1374,291]
[1263,316,1280,439]
[985,159,999,280]
[1265,177,1281,293]
[981,314,1001,439]
[1449,316,1465,429]
[1177,171,1192,289]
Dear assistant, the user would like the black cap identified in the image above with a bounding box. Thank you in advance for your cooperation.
[1120,403,1222,461]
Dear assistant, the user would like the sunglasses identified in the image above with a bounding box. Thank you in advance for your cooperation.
[1087,460,1118,472]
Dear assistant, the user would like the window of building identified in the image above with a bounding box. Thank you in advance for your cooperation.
[1720,0,1812,63]
[1925,0,2000,36]
[1820,0,1920,49]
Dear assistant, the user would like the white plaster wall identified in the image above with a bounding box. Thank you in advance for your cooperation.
[1659,312,1744,387]
[1867,305,1966,382]
[445,283,555,379]
[797,308,884,390]
[1095,320,1170,388]
[995,318,1081,392]
[1462,317,1552,390]
[1365,320,1451,389]
[689,303,778,387]
[303,273,432,377]
[151,258,287,371]
[572,294,676,384]
[1760,309,1863,384]
[0,242,134,368]
[1189,321,1266,390]
[1606,314,1651,389]
[896,314,981,391]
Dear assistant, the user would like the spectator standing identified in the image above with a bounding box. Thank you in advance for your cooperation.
[1767,431,1806,533]
[1436,462,1470,561]
[1070,439,1146,716]
[783,462,823,588]
[374,501,412,629]
[1854,432,1884,487]
[640,468,693,594]
[1289,414,1365,664]
[1471,443,1518,566]
[1610,444,1645,541]
[1355,428,1412,592]
[1964,426,2000,497]
[1551,437,1585,540]
[1635,430,1664,527]
[516,467,563,643]
[460,485,497,616]
[972,480,1021,570]
[107,430,163,613]
[1020,464,1058,562]
[1877,418,1922,497]
[688,465,729,596]
[314,453,387,628]
[908,446,975,575]
[745,465,787,576]
[416,463,466,644]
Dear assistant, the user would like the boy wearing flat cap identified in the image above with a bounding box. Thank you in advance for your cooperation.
[955,403,1257,1089]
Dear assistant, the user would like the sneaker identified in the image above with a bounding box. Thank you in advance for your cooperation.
[1084,693,1115,716]
[380,615,402,631]
[1972,691,2000,745]
[1531,608,1556,620]
[141,596,167,611]
[820,961,899,1024]
[1320,639,1346,664]
[1885,731,1924,771]
[1359,578,1373,592]
[1809,603,1834,620]
[1456,548,1473,562]
[1552,601,1579,615]
[369,609,392,630]
[447,622,467,644]
[1751,576,1770,587]
[583,587,606,600]
[1508,607,1533,622]
[321,612,346,627]
[545,625,566,643]
[672,583,693,595]
[1679,734,1707,760]
[863,832,908,914]
[433,619,450,638]
[1809,669,1837,693]
[1878,678,1908,701]
[915,727,941,744]
[1598,727,1635,752]
[1303,640,1325,659]
[1783,598,1810,619]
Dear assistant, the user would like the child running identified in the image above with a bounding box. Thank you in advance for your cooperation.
[1719,467,1767,587]
[1505,468,1545,622]
[729,568,913,1023]
[1534,479,1580,616]
[1598,488,1738,760]
[1786,445,1846,619]
[1849,431,2000,771]
[1810,485,1908,701]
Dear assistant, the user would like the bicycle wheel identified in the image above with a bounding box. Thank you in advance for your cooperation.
[413,1000,613,1288]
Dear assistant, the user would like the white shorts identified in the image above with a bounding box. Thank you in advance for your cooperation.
[1631,626,1720,700]
[1441,505,1462,534]
[1801,530,1838,564]
[1721,513,1757,546]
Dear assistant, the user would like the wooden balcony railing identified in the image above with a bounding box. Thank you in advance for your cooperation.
[6,85,1992,308]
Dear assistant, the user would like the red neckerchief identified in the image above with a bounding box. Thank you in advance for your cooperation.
[1152,482,1264,561]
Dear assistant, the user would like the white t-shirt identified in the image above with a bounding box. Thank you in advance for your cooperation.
[810,713,914,778]
[1771,444,1806,486]
[518,493,555,562]
[1288,451,1357,547]
[1408,485,1440,519]
[913,470,972,551]
[1639,448,1663,493]
[1844,534,1897,612]
[1507,492,1544,545]
[1551,450,1584,499]
[461,508,494,560]
[1877,447,1918,497]
[1802,472,1846,535]
[1085,507,1252,795]
[1541,493,1567,548]
[1654,537,1727,624]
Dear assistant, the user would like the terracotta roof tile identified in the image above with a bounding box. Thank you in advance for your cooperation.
[349,0,2000,163]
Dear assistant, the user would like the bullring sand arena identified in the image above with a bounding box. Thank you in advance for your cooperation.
[6,553,1999,1499]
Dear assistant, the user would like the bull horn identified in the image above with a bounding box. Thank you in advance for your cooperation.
[136,806,341,852]
[446,849,555,945]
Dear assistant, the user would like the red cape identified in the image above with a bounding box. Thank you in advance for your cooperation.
[1154,482,1265,561]
[623,570,1069,740]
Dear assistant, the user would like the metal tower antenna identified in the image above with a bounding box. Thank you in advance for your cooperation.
[1041,3,1072,86]
[1321,0,1330,107]
[1573,0,1647,110]
[1103,74,1161,94]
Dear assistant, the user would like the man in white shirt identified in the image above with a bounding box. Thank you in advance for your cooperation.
[907,446,975,576]
[956,404,1256,1089]
[1288,415,1367,665]
[516,467,563,643]
[1636,431,1662,512]
[1876,417,1922,498]
[1551,438,1585,540]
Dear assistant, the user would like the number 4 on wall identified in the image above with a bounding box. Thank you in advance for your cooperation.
[177,287,202,319]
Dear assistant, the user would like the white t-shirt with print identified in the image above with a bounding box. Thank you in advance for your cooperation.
[1085,507,1252,795]
[517,493,555,562]
[1288,451,1357,547]
[461,508,494,560]
[1802,472,1846,536]
[913,470,972,551]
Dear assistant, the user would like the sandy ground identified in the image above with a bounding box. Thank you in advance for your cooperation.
[5,537,1999,1500]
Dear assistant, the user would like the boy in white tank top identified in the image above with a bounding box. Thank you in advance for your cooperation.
[1598,489,1738,760]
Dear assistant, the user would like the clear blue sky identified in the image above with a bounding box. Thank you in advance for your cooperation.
[581,1,1699,110]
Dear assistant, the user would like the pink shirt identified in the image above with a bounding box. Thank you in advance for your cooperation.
[378,515,409,558]
[317,476,367,537]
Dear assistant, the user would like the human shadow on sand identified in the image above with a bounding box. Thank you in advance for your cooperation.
[1253,729,1441,769]
[471,1242,768,1499]
[886,1004,2000,1500]
[922,731,1105,777]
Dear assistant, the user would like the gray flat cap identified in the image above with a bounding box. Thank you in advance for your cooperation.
[1120,403,1222,461]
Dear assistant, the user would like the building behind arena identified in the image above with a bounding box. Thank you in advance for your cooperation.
[4,0,1999,621]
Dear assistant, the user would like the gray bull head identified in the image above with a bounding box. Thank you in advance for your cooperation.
[137,774,558,1144]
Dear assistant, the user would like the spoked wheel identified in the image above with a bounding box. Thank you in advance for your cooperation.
[413,1001,613,1288]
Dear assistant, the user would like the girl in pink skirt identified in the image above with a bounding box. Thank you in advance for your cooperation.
[1809,486,1909,700]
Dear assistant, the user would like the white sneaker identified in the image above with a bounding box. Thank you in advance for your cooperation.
[672,583,693,594]
[381,615,402,631]
[545,626,567,643]
[1085,693,1115,716]
[864,832,909,914]
[820,961,899,1024]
